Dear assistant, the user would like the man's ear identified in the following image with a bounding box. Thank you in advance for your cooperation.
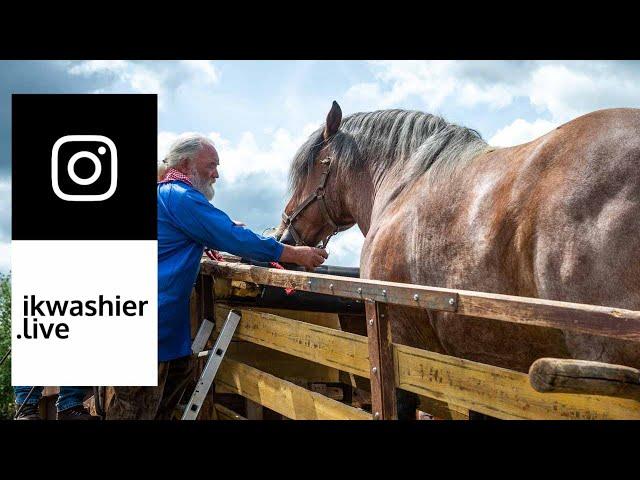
[177,157,191,172]
[323,101,342,141]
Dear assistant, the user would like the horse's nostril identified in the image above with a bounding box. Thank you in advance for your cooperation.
[280,229,296,246]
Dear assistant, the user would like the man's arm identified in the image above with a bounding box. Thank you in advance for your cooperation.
[173,189,327,269]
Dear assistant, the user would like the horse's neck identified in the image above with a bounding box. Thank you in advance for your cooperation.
[342,165,404,237]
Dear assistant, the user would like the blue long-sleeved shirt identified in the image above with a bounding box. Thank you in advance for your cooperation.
[157,180,284,361]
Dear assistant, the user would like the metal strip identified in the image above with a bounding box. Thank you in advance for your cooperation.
[191,319,215,354]
[182,310,242,420]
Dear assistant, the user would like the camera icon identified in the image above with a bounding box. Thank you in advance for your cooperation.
[51,135,118,202]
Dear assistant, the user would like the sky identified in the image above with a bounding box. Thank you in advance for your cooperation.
[1,60,640,273]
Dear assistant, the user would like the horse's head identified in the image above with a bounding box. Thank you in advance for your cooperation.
[277,101,356,247]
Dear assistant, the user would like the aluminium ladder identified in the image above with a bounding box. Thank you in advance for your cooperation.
[181,309,241,420]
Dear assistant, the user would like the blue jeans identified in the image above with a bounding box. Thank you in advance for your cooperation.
[14,386,89,412]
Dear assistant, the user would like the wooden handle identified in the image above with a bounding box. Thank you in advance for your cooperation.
[529,358,640,401]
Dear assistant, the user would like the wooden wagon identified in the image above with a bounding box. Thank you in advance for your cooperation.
[188,255,640,421]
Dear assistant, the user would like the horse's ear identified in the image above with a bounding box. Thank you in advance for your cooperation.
[323,101,342,141]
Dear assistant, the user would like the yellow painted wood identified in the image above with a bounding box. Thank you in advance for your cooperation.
[417,395,470,420]
[215,306,340,383]
[214,403,247,420]
[215,306,371,378]
[216,358,371,420]
[395,344,640,420]
[206,264,640,419]
[248,307,341,330]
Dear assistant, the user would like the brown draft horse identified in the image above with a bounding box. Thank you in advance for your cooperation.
[277,101,640,415]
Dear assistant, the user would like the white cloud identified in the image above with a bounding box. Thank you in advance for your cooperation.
[68,60,162,93]
[528,63,640,122]
[68,60,129,75]
[346,60,640,124]
[325,228,364,267]
[0,180,10,242]
[180,60,219,84]
[67,60,220,110]
[489,118,559,147]
[158,122,318,185]
[0,242,10,274]
[346,60,520,111]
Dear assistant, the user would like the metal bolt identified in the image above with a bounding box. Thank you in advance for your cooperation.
[413,294,419,301]
[369,319,374,326]
[308,281,312,287]
[329,283,334,290]
[374,412,380,419]
[382,289,387,296]
[372,367,377,374]
[449,298,455,306]
[380,313,385,318]
[357,287,362,294]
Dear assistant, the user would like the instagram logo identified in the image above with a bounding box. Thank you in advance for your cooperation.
[51,135,118,202]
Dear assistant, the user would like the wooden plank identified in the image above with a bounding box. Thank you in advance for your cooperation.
[225,340,340,385]
[214,403,247,420]
[248,307,341,330]
[417,395,470,420]
[202,260,457,312]
[216,358,371,420]
[454,292,640,342]
[365,301,397,419]
[395,344,640,420]
[245,399,264,420]
[215,305,370,378]
[202,260,640,341]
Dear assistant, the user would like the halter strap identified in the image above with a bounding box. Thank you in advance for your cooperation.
[282,156,354,248]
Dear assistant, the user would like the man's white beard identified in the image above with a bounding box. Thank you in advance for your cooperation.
[190,168,215,201]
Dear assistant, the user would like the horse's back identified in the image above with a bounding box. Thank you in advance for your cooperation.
[360,108,640,370]
[522,108,640,309]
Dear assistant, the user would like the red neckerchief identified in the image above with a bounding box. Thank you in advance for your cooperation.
[159,167,193,186]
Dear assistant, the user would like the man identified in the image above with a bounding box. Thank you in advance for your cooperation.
[106,134,327,419]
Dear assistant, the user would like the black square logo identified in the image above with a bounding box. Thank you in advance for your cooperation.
[12,94,157,240]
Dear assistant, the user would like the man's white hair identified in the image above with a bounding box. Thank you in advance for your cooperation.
[163,133,216,168]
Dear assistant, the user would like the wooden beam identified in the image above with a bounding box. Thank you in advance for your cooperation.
[395,344,640,420]
[245,398,264,420]
[365,301,397,420]
[216,358,371,420]
[214,403,247,420]
[202,260,457,312]
[417,395,470,420]
[202,260,640,341]
[215,306,370,378]
[529,358,640,401]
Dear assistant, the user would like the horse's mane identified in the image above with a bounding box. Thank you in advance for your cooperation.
[288,109,489,194]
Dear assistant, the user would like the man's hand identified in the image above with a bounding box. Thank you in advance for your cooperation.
[205,249,225,261]
[280,245,328,271]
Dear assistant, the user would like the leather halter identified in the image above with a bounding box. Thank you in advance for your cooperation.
[281,156,354,248]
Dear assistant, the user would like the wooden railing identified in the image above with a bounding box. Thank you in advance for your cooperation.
[193,259,640,420]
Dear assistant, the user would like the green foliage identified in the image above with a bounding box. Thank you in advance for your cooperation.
[0,273,13,419]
